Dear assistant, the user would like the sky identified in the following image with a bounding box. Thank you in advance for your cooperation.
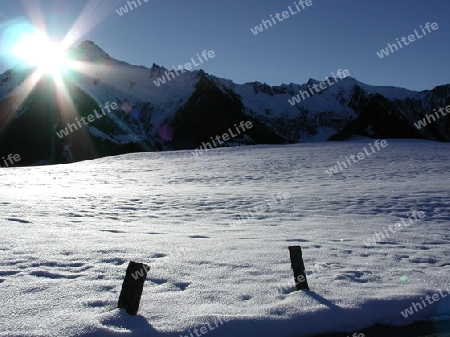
[0,0,449,91]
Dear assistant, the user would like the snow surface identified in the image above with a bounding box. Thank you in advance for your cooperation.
[0,140,449,337]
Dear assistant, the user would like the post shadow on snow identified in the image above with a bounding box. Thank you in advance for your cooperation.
[83,309,182,337]
[102,309,156,332]
[86,309,186,337]
[78,296,449,337]
[303,290,343,312]
[189,296,450,337]
[309,296,450,337]
[315,318,450,337]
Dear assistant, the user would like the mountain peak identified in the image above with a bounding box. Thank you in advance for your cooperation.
[67,40,111,62]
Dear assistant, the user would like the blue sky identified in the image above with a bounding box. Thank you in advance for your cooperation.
[0,0,449,91]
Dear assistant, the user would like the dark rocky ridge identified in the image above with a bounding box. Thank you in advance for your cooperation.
[0,41,448,166]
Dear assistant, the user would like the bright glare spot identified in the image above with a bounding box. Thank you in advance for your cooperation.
[12,33,71,75]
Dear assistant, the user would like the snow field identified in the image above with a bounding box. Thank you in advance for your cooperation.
[0,139,449,336]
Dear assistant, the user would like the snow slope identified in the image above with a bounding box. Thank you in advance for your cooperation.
[0,140,449,336]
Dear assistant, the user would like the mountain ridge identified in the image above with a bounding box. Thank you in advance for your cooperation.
[0,40,448,166]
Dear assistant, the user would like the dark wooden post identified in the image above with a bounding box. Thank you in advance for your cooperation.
[118,261,150,315]
[288,246,309,290]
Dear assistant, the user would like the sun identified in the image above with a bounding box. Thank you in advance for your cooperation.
[11,32,72,76]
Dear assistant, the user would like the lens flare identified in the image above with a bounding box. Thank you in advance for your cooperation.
[11,32,71,76]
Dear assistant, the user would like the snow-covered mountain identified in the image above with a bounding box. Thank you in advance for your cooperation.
[0,40,448,166]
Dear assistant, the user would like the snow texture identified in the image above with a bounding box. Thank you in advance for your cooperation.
[0,139,449,336]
